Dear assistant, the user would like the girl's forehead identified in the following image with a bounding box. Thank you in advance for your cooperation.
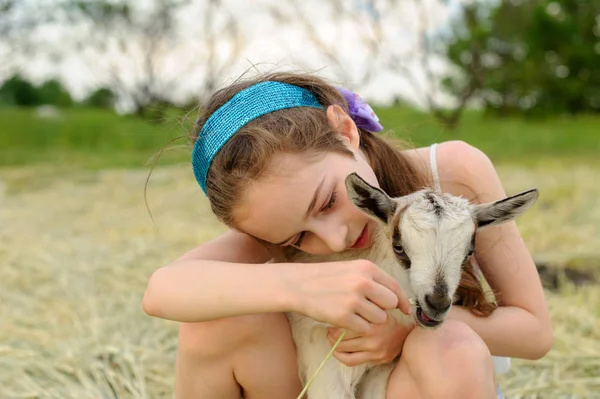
[263,151,327,177]
[241,151,330,189]
[234,153,329,215]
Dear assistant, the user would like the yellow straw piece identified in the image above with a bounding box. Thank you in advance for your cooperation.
[296,329,348,399]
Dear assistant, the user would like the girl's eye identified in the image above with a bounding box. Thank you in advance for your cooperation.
[291,190,336,248]
[322,190,337,211]
[393,243,405,255]
[293,232,306,248]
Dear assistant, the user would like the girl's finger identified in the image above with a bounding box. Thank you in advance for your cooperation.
[327,328,360,340]
[332,350,374,367]
[395,288,412,316]
[356,299,388,325]
[364,281,399,311]
[345,313,372,335]
[370,267,411,315]
[328,335,369,353]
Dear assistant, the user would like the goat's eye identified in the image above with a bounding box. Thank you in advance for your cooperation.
[393,244,405,255]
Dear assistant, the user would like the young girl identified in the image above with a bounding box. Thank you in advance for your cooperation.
[143,72,552,399]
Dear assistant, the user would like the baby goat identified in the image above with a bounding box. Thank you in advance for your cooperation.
[286,172,539,399]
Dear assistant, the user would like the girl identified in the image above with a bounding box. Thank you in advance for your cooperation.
[143,72,552,399]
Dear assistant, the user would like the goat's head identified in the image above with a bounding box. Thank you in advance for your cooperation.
[345,173,539,328]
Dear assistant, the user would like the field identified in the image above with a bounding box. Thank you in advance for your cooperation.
[0,107,599,398]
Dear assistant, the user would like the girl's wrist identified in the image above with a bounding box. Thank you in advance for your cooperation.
[274,262,305,314]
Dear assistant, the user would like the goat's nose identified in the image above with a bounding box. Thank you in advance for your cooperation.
[425,294,451,312]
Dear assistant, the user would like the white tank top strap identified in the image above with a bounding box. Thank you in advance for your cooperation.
[431,142,512,375]
[429,143,442,192]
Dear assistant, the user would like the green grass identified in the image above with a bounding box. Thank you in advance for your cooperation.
[374,107,600,164]
[0,106,598,169]
[0,107,194,168]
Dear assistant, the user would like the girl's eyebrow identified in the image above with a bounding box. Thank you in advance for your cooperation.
[273,176,326,246]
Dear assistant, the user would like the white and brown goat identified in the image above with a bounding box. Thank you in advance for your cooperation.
[286,172,539,399]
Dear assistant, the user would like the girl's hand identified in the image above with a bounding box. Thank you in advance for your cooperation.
[327,318,414,367]
[287,259,411,334]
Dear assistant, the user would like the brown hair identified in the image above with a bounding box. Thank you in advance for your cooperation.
[455,260,498,316]
[192,71,497,317]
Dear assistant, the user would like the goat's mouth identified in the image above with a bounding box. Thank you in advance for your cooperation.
[415,304,442,328]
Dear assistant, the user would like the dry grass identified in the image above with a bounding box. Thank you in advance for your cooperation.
[0,162,598,399]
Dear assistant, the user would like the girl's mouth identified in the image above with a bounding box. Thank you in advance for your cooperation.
[350,225,369,249]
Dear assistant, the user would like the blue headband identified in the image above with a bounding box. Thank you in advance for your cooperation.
[192,81,325,194]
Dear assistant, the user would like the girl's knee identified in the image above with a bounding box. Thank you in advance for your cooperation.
[404,319,489,359]
[439,320,491,361]
[401,320,495,398]
[423,320,493,377]
[178,313,291,359]
[438,327,495,397]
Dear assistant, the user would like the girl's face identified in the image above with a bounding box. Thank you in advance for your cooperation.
[234,105,382,255]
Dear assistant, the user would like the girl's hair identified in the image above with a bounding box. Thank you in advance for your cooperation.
[192,71,497,317]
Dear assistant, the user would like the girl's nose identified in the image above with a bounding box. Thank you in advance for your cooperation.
[315,221,348,253]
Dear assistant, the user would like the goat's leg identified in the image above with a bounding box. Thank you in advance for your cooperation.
[356,362,396,399]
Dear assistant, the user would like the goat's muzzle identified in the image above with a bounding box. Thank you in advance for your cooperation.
[425,293,451,313]
[414,302,444,328]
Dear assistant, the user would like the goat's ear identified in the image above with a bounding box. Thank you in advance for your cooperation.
[473,188,539,229]
[345,173,395,223]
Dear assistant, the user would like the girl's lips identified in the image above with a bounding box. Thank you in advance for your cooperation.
[350,225,369,249]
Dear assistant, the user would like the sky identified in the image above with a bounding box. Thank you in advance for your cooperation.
[3,0,467,111]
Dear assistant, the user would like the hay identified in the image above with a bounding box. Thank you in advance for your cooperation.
[0,163,598,398]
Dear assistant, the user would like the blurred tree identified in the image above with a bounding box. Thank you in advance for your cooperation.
[443,0,600,116]
[269,0,472,130]
[1,0,29,75]
[38,79,74,107]
[0,0,63,78]
[82,87,117,109]
[58,0,246,120]
[527,0,600,114]
[0,75,75,107]
[0,74,40,106]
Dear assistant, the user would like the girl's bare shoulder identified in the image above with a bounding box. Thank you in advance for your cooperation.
[405,140,506,203]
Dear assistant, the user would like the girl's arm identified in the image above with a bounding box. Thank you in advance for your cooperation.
[142,230,292,322]
[437,140,553,360]
[143,230,410,332]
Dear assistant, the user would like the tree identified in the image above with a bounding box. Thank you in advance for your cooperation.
[268,0,474,130]
[82,87,116,109]
[56,0,246,119]
[0,0,65,78]
[37,79,74,107]
[527,0,600,114]
[0,74,39,106]
[0,75,74,107]
[443,0,600,116]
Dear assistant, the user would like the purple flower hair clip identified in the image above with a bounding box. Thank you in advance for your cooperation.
[337,87,384,133]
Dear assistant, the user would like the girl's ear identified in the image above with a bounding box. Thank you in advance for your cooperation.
[326,104,360,150]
